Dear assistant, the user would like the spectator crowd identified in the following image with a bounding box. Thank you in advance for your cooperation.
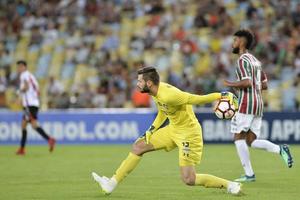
[0,0,299,111]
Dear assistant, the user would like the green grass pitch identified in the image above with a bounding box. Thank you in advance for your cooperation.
[0,144,299,200]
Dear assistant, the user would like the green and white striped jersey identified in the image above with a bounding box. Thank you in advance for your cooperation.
[235,53,267,116]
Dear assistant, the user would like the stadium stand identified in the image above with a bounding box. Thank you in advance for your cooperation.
[0,0,299,110]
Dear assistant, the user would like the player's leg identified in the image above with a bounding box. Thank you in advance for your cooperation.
[176,127,242,194]
[180,166,241,194]
[92,139,153,195]
[181,166,226,187]
[29,106,56,152]
[246,130,280,153]
[231,113,255,182]
[247,116,293,168]
[16,117,28,155]
[234,132,255,181]
[246,116,280,153]
[112,139,155,183]
[92,125,176,194]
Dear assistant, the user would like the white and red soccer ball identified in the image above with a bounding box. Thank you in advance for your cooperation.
[214,99,237,120]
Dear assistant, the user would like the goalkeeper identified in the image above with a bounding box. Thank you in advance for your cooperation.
[92,67,241,195]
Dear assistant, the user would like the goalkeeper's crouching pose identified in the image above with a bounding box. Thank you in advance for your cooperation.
[92,66,242,195]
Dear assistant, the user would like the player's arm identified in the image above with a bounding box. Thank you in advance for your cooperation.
[223,79,251,89]
[165,84,238,105]
[20,79,29,92]
[224,58,252,89]
[151,109,167,133]
[187,92,238,105]
[144,104,167,144]
[261,70,268,90]
[166,86,222,105]
[187,93,222,105]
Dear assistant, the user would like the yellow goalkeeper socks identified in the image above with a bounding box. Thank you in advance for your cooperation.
[113,152,141,183]
[195,174,229,189]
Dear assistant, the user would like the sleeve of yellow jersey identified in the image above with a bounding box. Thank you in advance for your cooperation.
[151,109,167,132]
[166,85,221,106]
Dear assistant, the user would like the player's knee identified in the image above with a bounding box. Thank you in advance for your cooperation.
[21,120,27,128]
[132,141,147,156]
[32,124,39,129]
[181,175,195,186]
[234,132,248,141]
[246,135,255,146]
[246,138,254,146]
[21,123,27,129]
[30,120,38,129]
[246,132,257,146]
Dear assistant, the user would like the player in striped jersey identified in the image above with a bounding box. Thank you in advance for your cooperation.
[16,60,56,155]
[224,30,293,182]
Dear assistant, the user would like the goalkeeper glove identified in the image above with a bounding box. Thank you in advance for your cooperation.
[144,125,155,144]
[221,91,238,110]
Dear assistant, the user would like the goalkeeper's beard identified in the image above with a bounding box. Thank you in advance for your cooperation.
[140,85,150,93]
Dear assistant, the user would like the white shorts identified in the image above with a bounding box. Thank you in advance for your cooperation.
[231,112,262,137]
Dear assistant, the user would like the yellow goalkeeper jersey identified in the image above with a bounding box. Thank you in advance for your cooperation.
[151,82,221,130]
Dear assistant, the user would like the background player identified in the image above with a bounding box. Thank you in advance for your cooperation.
[223,30,293,182]
[92,66,242,195]
[16,60,56,155]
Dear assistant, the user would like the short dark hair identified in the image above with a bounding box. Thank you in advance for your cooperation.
[138,66,160,85]
[234,29,254,49]
[17,60,27,66]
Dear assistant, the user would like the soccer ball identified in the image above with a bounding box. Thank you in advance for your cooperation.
[214,99,237,120]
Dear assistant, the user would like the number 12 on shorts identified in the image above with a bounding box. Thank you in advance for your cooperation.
[182,142,190,157]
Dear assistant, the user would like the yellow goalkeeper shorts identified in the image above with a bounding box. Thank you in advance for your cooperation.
[138,124,203,166]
